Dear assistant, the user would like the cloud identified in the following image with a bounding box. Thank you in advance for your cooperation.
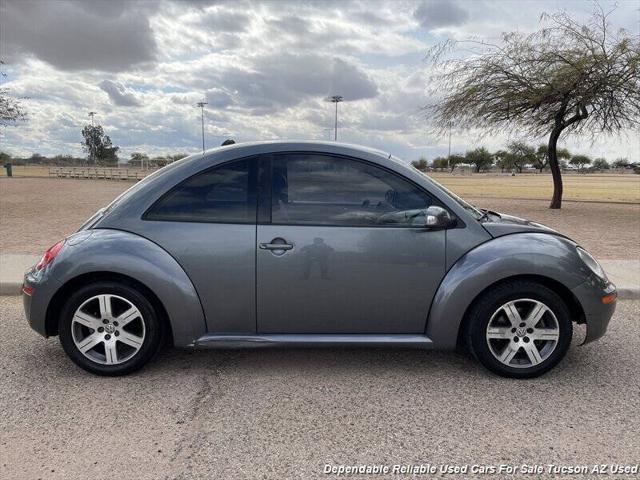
[0,0,637,164]
[217,54,378,112]
[99,80,141,107]
[197,9,250,32]
[1,0,157,71]
[413,0,469,30]
[206,89,234,108]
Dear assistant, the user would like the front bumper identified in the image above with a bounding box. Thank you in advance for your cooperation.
[571,276,617,344]
[22,266,62,338]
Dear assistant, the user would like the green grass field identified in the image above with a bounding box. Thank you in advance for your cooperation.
[2,165,638,203]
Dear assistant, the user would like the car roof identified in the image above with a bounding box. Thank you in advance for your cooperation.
[201,140,392,162]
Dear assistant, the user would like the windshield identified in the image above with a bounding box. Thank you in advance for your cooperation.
[409,164,484,219]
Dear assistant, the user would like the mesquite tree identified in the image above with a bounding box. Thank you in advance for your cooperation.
[0,61,26,126]
[570,154,592,172]
[465,147,493,173]
[424,6,639,208]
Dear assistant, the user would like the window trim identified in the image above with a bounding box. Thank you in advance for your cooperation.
[257,156,272,224]
[263,152,461,229]
[142,156,259,225]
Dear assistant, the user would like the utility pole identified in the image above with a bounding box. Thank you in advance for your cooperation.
[88,111,96,126]
[196,101,207,153]
[329,95,343,141]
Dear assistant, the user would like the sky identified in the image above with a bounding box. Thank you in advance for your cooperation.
[1,0,638,163]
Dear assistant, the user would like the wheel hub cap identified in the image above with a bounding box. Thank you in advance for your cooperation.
[104,324,116,334]
[515,327,527,337]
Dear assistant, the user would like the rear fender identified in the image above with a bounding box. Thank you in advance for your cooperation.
[49,229,206,347]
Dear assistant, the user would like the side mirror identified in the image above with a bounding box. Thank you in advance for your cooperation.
[423,206,456,229]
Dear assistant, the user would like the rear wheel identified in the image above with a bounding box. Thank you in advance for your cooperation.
[466,280,573,378]
[59,281,162,376]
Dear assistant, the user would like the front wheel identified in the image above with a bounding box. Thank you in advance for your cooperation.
[59,281,162,376]
[466,280,573,378]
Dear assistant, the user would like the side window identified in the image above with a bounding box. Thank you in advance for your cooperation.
[145,159,256,223]
[271,154,433,226]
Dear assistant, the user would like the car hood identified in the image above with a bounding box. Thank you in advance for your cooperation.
[481,212,564,239]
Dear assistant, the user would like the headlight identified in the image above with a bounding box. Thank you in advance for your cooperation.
[576,247,607,280]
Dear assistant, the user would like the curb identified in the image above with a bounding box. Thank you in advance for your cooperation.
[616,287,640,300]
[0,282,23,296]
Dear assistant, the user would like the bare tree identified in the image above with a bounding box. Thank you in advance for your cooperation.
[0,61,26,126]
[424,5,640,208]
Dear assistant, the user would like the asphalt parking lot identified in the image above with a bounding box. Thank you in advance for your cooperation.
[1,297,639,479]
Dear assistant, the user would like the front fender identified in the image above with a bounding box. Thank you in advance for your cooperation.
[426,233,592,349]
[48,228,206,347]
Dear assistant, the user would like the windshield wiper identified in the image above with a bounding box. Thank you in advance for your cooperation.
[478,208,501,222]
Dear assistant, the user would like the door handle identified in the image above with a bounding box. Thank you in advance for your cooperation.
[259,242,293,251]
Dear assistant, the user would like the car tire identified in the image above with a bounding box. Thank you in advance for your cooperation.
[465,280,573,379]
[59,281,162,376]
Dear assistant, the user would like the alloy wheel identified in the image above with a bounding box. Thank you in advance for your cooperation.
[71,294,146,365]
[485,298,560,368]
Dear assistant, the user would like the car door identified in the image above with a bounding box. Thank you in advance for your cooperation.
[256,153,447,334]
[139,157,258,334]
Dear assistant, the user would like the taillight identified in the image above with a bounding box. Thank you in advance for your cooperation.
[35,239,65,271]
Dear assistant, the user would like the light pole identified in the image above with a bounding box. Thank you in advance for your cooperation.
[447,121,452,171]
[87,112,97,164]
[329,95,343,141]
[196,101,207,153]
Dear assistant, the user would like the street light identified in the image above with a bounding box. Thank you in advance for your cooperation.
[447,121,452,171]
[196,101,207,153]
[328,95,343,141]
[87,112,97,164]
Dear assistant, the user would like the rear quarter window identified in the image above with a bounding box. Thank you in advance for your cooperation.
[144,159,256,223]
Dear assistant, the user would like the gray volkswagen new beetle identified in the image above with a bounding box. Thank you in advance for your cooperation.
[23,141,617,378]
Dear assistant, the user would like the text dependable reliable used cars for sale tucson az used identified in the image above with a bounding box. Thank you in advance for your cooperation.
[22,141,617,378]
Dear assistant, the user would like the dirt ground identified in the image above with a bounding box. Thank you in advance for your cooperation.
[466,197,640,259]
[1,177,638,258]
[0,178,130,254]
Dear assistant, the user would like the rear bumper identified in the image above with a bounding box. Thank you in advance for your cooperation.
[22,267,62,338]
[571,277,617,344]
